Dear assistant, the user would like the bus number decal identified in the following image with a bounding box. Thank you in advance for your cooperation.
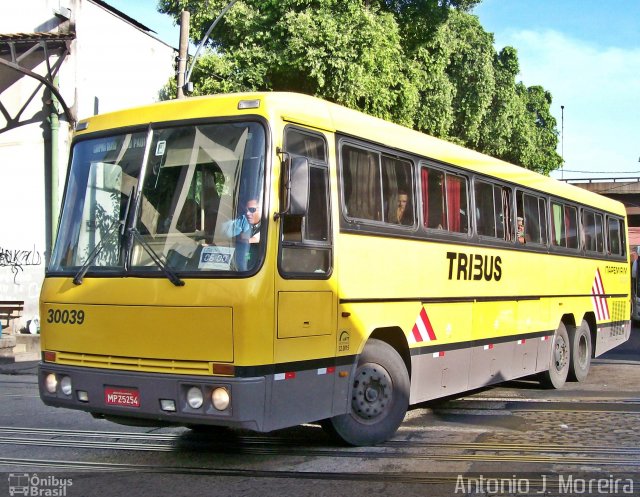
[47,309,85,325]
[446,252,502,281]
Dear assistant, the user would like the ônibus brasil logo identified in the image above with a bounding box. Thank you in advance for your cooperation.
[8,473,73,496]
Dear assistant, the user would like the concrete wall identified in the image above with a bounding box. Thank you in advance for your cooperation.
[0,0,176,331]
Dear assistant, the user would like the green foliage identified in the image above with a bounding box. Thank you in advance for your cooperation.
[158,0,561,174]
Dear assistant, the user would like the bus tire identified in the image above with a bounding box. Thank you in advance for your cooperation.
[328,339,409,446]
[540,322,571,389]
[568,320,592,382]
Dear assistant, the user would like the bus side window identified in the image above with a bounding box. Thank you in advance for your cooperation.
[342,145,382,221]
[446,174,469,233]
[474,180,497,237]
[551,202,564,246]
[565,205,579,249]
[594,213,604,253]
[607,217,623,256]
[501,186,514,241]
[552,202,578,249]
[382,156,414,226]
[280,128,332,277]
[582,209,604,253]
[477,182,512,241]
[280,166,331,275]
[539,197,548,244]
[421,166,445,229]
[421,165,468,233]
[583,210,595,251]
[517,191,545,245]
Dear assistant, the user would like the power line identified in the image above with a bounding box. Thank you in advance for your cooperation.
[561,169,640,174]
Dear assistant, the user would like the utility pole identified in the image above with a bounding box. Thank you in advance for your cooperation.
[176,10,190,99]
[561,105,565,180]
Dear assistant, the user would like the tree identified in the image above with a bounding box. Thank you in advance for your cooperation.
[159,0,562,174]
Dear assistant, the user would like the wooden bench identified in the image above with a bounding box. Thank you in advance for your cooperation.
[0,300,24,332]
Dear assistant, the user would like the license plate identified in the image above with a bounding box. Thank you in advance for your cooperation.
[104,386,140,408]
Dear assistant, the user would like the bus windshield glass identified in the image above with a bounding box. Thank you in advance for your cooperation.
[50,121,266,276]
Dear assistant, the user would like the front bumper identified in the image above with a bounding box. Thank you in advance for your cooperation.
[38,363,266,431]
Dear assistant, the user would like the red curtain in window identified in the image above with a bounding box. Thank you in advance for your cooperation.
[421,168,429,227]
[447,176,461,232]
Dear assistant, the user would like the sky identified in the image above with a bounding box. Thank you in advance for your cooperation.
[107,0,640,181]
[472,0,640,181]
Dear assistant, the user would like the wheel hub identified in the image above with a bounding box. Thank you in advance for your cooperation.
[554,336,568,370]
[351,364,392,420]
[577,334,588,367]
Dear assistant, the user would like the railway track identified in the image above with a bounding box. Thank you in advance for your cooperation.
[0,425,638,467]
[0,432,637,496]
[1,392,639,494]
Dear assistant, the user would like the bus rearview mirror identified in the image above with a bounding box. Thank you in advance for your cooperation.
[288,156,309,216]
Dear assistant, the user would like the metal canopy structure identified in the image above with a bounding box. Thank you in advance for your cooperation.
[0,32,76,132]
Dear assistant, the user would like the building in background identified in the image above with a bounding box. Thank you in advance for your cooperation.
[566,178,640,248]
[0,0,176,337]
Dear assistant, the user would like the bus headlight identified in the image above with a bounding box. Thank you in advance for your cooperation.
[60,376,73,396]
[212,387,230,411]
[45,374,58,393]
[187,386,204,409]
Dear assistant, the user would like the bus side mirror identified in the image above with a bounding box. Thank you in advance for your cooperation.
[275,155,309,219]
[289,156,309,216]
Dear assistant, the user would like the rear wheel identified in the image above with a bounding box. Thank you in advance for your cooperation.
[568,320,592,382]
[327,339,409,446]
[540,322,571,389]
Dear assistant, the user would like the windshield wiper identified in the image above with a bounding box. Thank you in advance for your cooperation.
[72,219,122,285]
[73,185,135,286]
[128,228,185,287]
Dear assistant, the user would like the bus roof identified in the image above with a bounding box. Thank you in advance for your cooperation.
[76,92,626,216]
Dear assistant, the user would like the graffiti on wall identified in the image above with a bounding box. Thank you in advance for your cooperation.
[0,245,43,284]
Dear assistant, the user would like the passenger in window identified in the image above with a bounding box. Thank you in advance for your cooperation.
[395,190,413,225]
[224,198,262,269]
[517,217,526,244]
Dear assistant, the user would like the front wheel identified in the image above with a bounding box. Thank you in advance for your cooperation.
[568,320,592,382]
[326,339,409,446]
[540,322,571,389]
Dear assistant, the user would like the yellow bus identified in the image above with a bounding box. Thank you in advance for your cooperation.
[39,92,631,446]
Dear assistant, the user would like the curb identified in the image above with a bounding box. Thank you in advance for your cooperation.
[0,360,39,375]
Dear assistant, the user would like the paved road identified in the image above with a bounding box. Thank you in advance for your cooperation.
[0,328,639,497]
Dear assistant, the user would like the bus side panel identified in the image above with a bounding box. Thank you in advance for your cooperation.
[594,298,631,357]
[409,302,472,404]
[536,335,553,372]
[264,368,338,432]
[410,348,472,404]
[515,300,549,376]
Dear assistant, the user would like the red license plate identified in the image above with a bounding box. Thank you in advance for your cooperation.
[104,386,140,407]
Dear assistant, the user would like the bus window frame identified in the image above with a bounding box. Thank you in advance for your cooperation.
[515,187,549,248]
[334,135,627,264]
[605,215,626,258]
[418,160,472,241]
[548,198,582,255]
[473,177,516,247]
[278,125,333,280]
[338,137,418,236]
[581,207,605,255]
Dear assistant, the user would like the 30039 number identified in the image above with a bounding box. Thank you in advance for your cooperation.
[47,309,85,325]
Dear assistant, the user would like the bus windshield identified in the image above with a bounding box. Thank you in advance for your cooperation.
[50,121,266,276]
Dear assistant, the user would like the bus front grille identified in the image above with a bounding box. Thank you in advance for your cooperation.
[55,351,214,375]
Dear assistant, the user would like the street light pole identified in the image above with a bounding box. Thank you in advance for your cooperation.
[183,0,238,94]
